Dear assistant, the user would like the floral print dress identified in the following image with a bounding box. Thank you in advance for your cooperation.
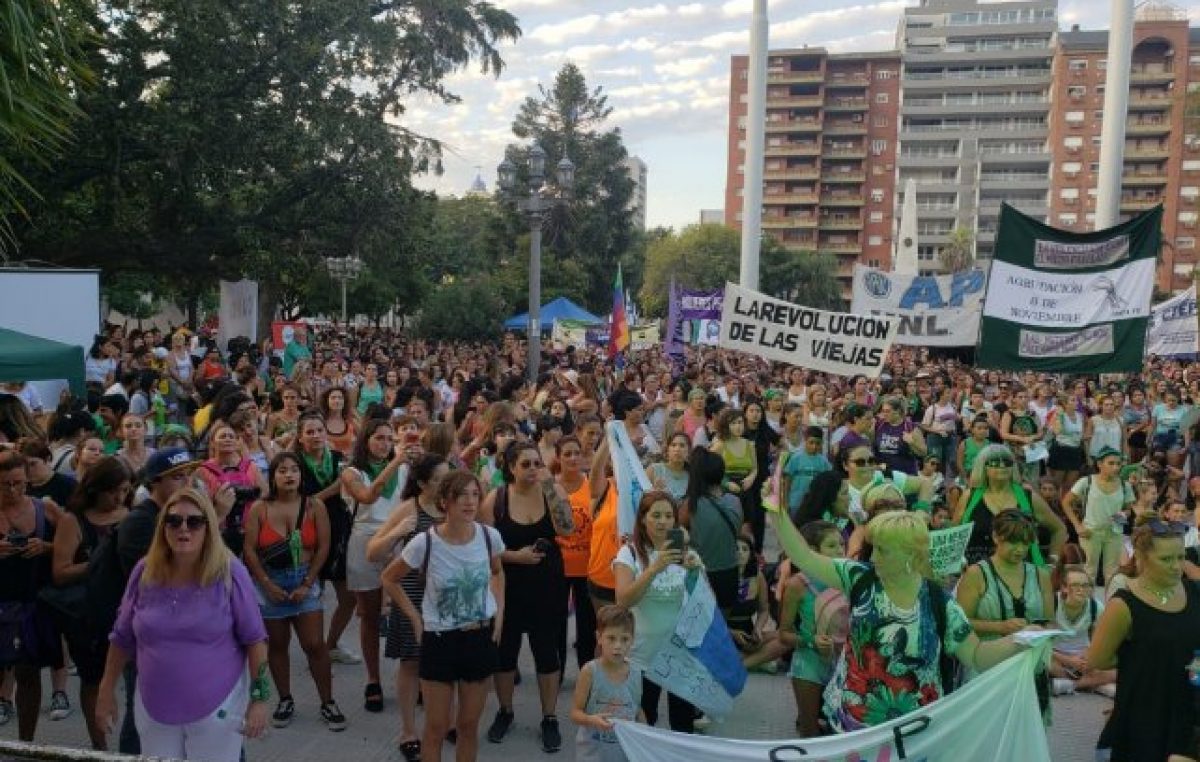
[822,560,973,732]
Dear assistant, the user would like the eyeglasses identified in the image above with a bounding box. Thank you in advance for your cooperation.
[848,457,876,467]
[164,514,207,531]
[986,458,1014,468]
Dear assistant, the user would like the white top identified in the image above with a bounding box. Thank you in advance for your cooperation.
[345,466,408,524]
[1053,596,1102,657]
[399,524,504,632]
[1069,475,1133,532]
[613,544,693,666]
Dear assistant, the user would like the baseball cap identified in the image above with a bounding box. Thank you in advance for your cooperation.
[142,448,197,484]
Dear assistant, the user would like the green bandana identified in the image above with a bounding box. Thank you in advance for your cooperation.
[367,461,400,500]
[302,448,334,485]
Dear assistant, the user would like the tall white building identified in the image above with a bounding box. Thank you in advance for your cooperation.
[623,156,648,230]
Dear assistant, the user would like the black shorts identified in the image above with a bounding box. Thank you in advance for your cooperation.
[419,625,497,684]
[497,603,562,674]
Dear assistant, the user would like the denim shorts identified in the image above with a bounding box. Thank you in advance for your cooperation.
[255,564,322,620]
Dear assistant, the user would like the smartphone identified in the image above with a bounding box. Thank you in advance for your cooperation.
[665,527,686,554]
[533,538,554,555]
[6,532,27,548]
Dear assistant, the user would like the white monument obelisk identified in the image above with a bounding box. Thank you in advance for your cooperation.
[893,178,919,274]
[739,0,768,290]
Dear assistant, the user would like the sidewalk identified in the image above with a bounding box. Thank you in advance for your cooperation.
[0,604,1106,761]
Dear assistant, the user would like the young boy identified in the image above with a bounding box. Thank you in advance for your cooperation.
[779,427,833,523]
[571,605,645,761]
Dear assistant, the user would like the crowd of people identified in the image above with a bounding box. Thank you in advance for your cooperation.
[0,322,1198,761]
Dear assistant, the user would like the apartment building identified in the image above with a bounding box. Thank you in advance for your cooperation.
[1047,6,1200,292]
[897,0,1057,270]
[725,48,902,294]
[623,155,648,231]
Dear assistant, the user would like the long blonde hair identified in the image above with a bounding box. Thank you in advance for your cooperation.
[141,488,232,588]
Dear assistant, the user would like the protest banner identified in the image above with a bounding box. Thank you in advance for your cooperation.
[977,203,1161,373]
[615,640,1052,762]
[851,265,985,347]
[929,522,973,577]
[631,324,660,350]
[1147,285,1199,358]
[719,282,897,378]
[217,280,258,355]
[679,287,724,320]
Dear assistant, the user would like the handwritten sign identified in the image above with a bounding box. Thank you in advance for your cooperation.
[930,522,974,577]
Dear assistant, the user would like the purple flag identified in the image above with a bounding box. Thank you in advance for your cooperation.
[664,279,685,360]
[679,288,724,320]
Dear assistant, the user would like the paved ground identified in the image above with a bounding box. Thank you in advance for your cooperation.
[0,601,1107,761]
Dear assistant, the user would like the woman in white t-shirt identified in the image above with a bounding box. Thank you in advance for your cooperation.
[382,471,504,762]
[1049,565,1115,697]
[613,490,702,733]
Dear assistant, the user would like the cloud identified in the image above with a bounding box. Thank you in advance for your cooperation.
[528,14,602,45]
[654,55,717,78]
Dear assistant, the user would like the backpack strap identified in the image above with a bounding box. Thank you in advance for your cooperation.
[420,527,434,583]
[1087,598,1098,640]
[30,498,47,540]
[925,579,956,695]
[495,485,510,522]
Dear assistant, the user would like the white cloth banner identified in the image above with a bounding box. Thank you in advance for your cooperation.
[217,280,259,354]
[850,266,985,347]
[605,421,652,538]
[982,258,1155,329]
[1147,286,1199,357]
[615,642,1052,762]
[719,282,897,378]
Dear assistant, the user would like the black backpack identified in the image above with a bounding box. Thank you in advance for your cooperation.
[82,504,153,641]
[849,567,957,696]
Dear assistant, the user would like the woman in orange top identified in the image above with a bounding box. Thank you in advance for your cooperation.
[554,436,594,671]
[586,436,621,617]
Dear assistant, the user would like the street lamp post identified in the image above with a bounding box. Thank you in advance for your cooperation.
[325,256,365,326]
[497,145,575,383]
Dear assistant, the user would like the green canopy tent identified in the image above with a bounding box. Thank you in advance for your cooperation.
[0,328,86,396]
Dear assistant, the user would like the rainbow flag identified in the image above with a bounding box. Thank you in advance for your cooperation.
[608,264,630,358]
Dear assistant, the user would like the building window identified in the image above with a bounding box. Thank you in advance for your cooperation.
[1184,187,1200,199]
[1065,111,1085,124]
[1183,160,1200,171]
[1063,136,1083,149]
[869,211,884,222]
[876,70,895,80]
[1069,59,1088,71]
[868,235,883,246]
[871,189,885,202]
[874,116,889,128]
[1089,163,1100,172]
[1178,237,1196,250]
[1097,60,1107,71]
[875,93,889,104]
[1067,85,1086,98]
[1058,213,1078,225]
[1061,162,1082,174]
[868,259,882,267]
[1060,188,1080,199]
[871,139,888,155]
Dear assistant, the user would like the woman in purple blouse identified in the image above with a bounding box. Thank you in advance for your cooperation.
[95,488,270,761]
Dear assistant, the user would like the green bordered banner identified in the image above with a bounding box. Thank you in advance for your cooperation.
[977,203,1162,373]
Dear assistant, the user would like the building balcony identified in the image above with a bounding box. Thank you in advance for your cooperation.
[818,217,863,230]
[821,194,865,206]
[1126,146,1171,159]
[822,242,863,254]
[766,119,823,133]
[837,263,859,279]
[762,216,818,229]
[825,99,869,112]
[765,193,820,205]
[825,74,870,88]
[1130,67,1175,84]
[1126,121,1171,135]
[768,70,824,85]
[767,96,824,109]
[1120,198,1162,211]
[764,168,820,181]
[1128,93,1172,110]
[766,143,821,156]
[825,123,869,136]
[821,171,866,183]
[1122,171,1168,186]
[822,148,867,159]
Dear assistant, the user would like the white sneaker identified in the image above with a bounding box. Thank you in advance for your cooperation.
[329,647,362,665]
[1094,683,1116,699]
[1052,678,1076,696]
[48,690,71,721]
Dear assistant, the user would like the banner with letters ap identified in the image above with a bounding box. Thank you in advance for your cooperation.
[851,265,985,347]
[977,203,1162,373]
[720,282,898,378]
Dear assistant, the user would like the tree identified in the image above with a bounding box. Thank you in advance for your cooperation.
[417,276,508,341]
[0,0,94,252]
[501,63,636,312]
[940,227,976,273]
[763,244,844,310]
[8,0,519,331]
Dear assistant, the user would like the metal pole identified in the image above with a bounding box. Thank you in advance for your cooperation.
[739,0,768,291]
[340,277,348,326]
[1095,0,1135,230]
[527,219,542,382]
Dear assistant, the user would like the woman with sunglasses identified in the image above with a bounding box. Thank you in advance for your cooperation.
[242,452,344,731]
[773,508,1026,732]
[480,441,575,751]
[96,489,269,761]
[955,444,1065,568]
[955,510,1053,713]
[1087,512,1200,762]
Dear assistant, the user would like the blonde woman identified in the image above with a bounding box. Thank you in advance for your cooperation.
[96,489,270,761]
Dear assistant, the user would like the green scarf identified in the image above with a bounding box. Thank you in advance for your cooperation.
[366,461,400,500]
[302,447,334,485]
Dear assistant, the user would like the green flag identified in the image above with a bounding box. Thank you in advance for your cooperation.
[976,203,1162,373]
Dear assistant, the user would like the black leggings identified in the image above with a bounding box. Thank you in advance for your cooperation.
[742,485,765,552]
[641,677,695,732]
[497,599,563,674]
[559,576,597,673]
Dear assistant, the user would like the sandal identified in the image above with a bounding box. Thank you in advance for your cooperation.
[364,682,384,713]
[399,739,421,762]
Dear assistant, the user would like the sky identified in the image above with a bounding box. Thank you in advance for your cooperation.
[406,0,1200,231]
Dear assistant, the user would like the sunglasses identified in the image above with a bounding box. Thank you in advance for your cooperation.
[848,457,876,467]
[164,514,207,531]
[1147,519,1188,537]
[986,458,1014,467]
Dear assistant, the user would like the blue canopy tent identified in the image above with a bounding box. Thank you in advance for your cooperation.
[504,297,602,332]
